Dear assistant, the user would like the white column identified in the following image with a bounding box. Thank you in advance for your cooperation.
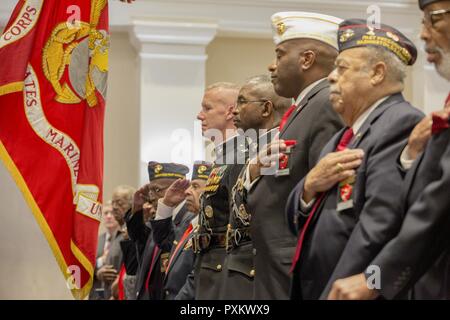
[129,18,217,185]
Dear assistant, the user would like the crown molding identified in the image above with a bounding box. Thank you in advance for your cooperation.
[1,0,422,38]
[110,0,421,38]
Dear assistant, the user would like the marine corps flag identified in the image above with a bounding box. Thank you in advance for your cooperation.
[0,0,109,299]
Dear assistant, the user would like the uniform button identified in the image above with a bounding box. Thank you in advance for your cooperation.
[250,269,255,277]
[216,264,222,271]
[253,248,257,256]
[205,205,214,218]
[173,240,178,245]
[166,290,170,296]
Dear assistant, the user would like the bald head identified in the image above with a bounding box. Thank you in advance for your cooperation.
[233,75,291,131]
[244,75,291,125]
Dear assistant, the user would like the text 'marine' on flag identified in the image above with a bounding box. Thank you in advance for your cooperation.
[0,0,109,299]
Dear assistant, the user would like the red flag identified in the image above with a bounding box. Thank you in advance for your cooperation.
[0,0,108,299]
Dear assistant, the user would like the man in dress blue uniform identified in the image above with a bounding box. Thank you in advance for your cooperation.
[286,19,424,300]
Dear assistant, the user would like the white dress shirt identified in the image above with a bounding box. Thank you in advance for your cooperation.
[155,198,186,221]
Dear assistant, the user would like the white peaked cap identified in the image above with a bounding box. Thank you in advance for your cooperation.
[271,12,343,49]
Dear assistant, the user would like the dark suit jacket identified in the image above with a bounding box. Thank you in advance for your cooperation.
[286,93,424,300]
[247,79,344,299]
[151,211,196,300]
[89,230,123,300]
[126,205,189,300]
[125,209,152,300]
[371,128,450,299]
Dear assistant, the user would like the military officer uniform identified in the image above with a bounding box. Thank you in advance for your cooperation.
[219,129,278,299]
[192,135,248,299]
[285,21,424,300]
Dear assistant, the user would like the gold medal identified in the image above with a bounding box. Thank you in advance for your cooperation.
[205,205,214,218]
[238,204,249,221]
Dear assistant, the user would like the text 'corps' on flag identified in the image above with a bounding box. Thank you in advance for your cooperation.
[0,0,108,299]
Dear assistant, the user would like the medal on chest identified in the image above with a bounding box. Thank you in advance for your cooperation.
[337,175,356,211]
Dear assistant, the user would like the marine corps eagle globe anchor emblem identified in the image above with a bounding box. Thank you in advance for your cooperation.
[42,0,109,107]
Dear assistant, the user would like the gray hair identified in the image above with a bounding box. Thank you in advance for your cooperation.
[242,74,291,122]
[364,46,407,83]
[113,185,136,205]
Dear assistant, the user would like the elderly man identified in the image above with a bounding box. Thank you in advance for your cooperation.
[125,162,189,300]
[328,0,450,300]
[286,20,424,300]
[96,185,135,299]
[244,12,344,299]
[219,75,291,299]
[150,161,213,300]
[192,82,249,299]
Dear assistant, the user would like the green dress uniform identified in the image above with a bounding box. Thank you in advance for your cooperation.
[193,135,248,299]
[219,129,278,299]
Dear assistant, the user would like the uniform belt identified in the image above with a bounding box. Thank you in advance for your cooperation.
[226,225,252,252]
[193,232,227,253]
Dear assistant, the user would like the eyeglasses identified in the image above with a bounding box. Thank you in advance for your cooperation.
[236,98,268,107]
[422,8,450,28]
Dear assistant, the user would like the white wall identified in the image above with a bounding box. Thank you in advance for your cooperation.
[103,32,140,200]
[0,164,72,299]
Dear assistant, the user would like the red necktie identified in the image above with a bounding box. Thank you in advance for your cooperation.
[279,104,296,131]
[145,245,160,291]
[431,113,449,135]
[431,94,450,135]
[290,127,354,272]
[165,223,193,276]
[336,127,354,151]
[117,263,126,300]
